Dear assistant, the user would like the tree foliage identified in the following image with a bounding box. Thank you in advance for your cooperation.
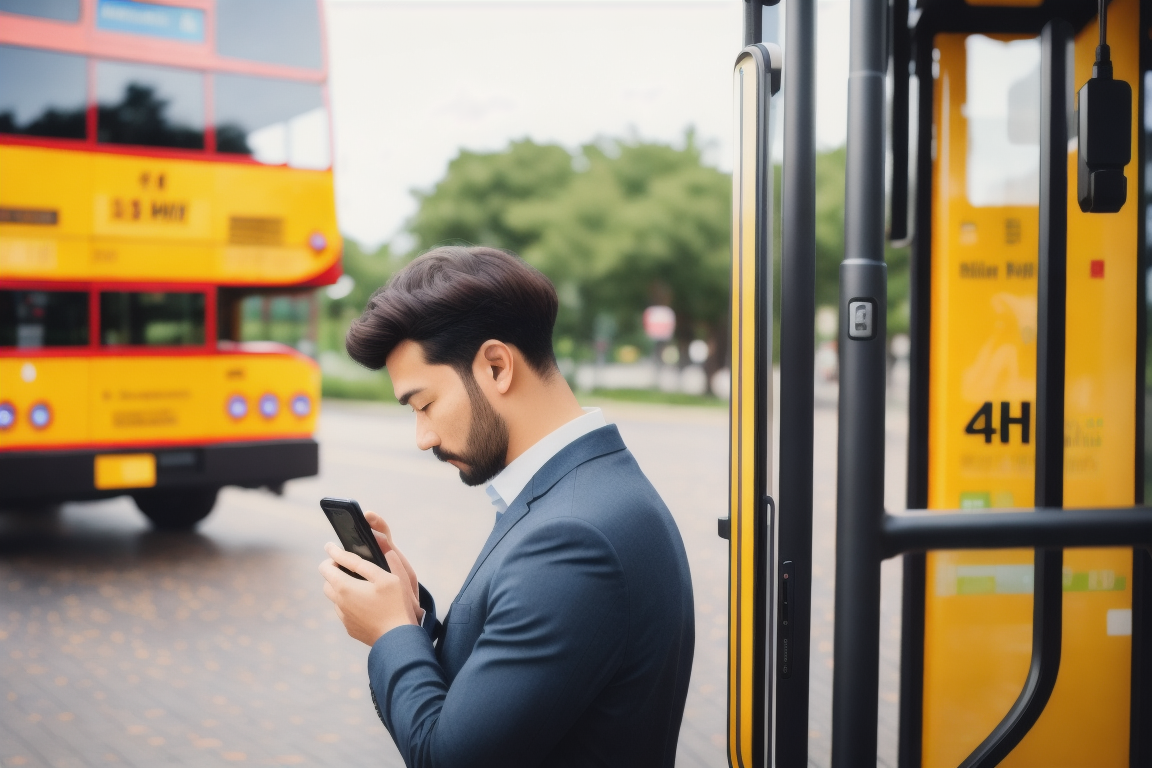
[403,134,732,363]
[407,140,574,256]
[339,136,909,366]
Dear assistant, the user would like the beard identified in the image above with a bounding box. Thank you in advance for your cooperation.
[432,371,509,487]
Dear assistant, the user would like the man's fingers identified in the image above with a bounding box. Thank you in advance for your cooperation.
[393,549,421,598]
[326,541,393,583]
[364,512,395,553]
[371,529,393,554]
[324,543,378,580]
[318,557,345,585]
[384,550,405,578]
[364,510,392,539]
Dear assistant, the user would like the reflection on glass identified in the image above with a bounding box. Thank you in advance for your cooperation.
[333,509,374,560]
[215,74,329,168]
[96,60,204,149]
[0,45,87,139]
[100,292,205,346]
[0,0,80,21]
[965,35,1041,207]
[0,291,89,348]
[217,290,316,355]
[216,0,322,71]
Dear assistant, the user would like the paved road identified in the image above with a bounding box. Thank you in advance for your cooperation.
[0,393,908,768]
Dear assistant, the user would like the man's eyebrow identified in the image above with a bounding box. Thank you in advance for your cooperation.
[397,388,424,407]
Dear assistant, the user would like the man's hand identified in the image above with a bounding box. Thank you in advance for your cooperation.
[363,511,425,623]
[319,545,418,646]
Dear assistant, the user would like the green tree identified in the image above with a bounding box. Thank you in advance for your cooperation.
[510,136,731,366]
[407,139,574,255]
[395,136,908,372]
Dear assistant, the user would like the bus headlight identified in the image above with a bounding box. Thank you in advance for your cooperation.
[29,402,51,429]
[0,402,15,430]
[291,394,312,417]
[259,393,279,419]
[308,231,327,253]
[227,395,248,420]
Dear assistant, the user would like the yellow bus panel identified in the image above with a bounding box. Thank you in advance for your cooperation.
[923,4,1139,764]
[0,144,340,285]
[0,350,319,450]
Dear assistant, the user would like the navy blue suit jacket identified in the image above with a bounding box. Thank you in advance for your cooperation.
[367,425,695,768]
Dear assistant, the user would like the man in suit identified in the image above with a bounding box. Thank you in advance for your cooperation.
[319,246,694,768]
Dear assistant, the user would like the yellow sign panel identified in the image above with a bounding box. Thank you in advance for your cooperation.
[923,6,1138,765]
[94,453,157,490]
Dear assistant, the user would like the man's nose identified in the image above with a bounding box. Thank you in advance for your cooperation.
[415,422,439,452]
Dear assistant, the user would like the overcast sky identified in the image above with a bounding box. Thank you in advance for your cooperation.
[324,0,852,248]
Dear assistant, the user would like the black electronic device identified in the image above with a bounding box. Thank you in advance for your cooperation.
[320,497,391,578]
[1077,0,1132,213]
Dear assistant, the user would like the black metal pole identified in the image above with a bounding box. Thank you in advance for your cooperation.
[1132,6,1151,764]
[830,0,888,759]
[774,0,817,763]
[959,20,1070,768]
[888,0,910,242]
[897,42,935,768]
[897,40,936,768]
[744,0,763,47]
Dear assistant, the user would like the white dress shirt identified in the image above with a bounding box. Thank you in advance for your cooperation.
[485,407,607,518]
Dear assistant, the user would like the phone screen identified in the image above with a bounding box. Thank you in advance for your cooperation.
[331,507,376,563]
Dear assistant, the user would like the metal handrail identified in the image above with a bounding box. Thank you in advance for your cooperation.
[955,21,1071,766]
[775,0,819,763]
[882,507,1152,557]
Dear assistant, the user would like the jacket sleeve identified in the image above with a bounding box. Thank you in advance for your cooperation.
[418,584,441,644]
[366,517,628,768]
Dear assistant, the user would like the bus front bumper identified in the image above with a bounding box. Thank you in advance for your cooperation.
[0,439,318,504]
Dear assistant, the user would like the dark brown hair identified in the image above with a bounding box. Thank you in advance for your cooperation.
[345,246,559,377]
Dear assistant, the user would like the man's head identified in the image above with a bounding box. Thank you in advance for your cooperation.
[346,246,574,486]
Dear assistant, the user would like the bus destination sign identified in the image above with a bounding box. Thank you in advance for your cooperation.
[96,0,205,43]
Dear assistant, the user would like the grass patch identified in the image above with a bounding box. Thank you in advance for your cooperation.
[321,374,395,402]
[585,388,726,407]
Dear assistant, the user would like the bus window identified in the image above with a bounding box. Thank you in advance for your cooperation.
[0,0,80,22]
[217,289,316,356]
[96,60,204,149]
[965,35,1041,207]
[0,45,87,139]
[215,75,329,169]
[100,292,205,347]
[0,290,89,348]
[215,0,323,71]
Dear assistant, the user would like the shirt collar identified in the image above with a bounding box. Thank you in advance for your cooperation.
[485,407,606,514]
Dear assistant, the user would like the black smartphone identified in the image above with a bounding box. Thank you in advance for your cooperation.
[320,497,391,578]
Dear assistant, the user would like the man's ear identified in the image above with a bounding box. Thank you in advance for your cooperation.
[476,340,514,395]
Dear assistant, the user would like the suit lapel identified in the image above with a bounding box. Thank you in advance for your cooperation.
[453,425,626,600]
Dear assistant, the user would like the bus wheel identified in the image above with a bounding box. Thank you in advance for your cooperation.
[133,488,219,531]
